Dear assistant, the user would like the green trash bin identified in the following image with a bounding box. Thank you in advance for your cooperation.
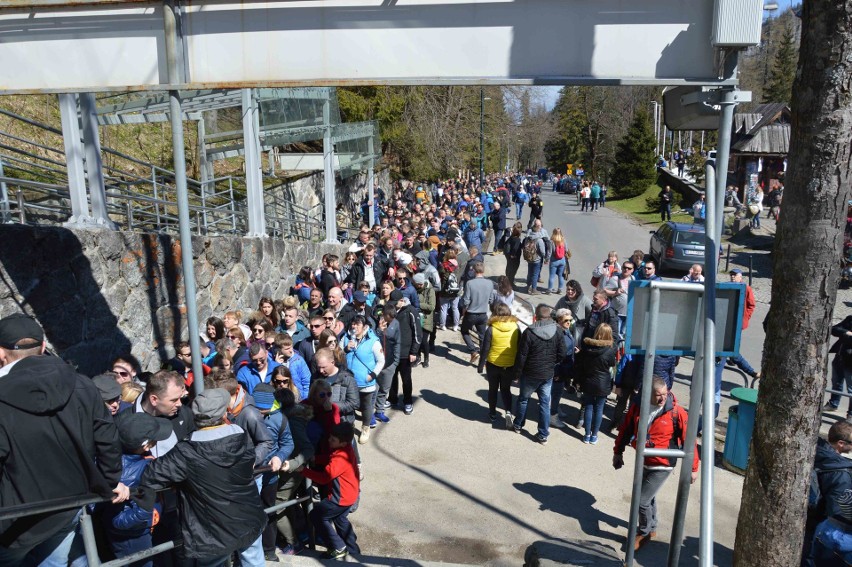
[722,387,758,473]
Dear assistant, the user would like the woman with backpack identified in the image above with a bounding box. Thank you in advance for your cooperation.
[548,228,569,295]
[438,250,462,331]
[503,222,524,287]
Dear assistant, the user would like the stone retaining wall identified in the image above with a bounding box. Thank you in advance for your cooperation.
[0,224,345,375]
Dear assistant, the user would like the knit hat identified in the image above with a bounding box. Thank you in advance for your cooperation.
[114,411,172,452]
[253,383,275,411]
[0,313,44,350]
[92,374,122,401]
[192,388,230,425]
[412,273,426,286]
[390,290,404,302]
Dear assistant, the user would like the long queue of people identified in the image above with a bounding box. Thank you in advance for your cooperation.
[0,172,557,567]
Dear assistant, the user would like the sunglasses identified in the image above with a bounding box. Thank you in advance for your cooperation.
[311,324,324,328]
[113,369,131,378]
[273,379,290,385]
[227,334,240,340]
[324,316,335,321]
[253,328,265,334]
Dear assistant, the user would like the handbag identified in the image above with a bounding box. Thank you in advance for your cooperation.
[590,275,600,288]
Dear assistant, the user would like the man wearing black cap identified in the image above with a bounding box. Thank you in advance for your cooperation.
[390,290,421,415]
[0,313,127,565]
[339,290,376,332]
[93,372,130,416]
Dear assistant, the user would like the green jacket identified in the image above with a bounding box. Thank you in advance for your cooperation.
[417,282,437,333]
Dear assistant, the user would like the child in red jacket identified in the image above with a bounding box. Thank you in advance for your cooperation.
[299,422,361,559]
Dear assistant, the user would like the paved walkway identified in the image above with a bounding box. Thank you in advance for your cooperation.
[342,190,745,566]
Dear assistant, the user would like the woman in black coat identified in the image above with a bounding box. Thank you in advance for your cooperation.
[577,322,617,445]
[502,222,524,286]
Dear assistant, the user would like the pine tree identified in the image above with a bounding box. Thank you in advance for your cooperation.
[610,110,657,198]
[763,23,798,103]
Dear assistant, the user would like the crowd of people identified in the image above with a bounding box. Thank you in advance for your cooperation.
[0,167,833,566]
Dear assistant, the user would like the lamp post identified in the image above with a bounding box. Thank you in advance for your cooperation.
[480,88,491,187]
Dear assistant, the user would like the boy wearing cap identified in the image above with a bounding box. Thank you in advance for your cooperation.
[298,422,361,560]
[0,313,127,565]
[103,412,171,566]
[140,388,267,566]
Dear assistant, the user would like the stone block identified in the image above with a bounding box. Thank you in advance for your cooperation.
[523,540,622,567]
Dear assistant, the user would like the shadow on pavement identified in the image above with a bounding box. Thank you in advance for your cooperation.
[678,535,734,567]
[513,482,626,544]
[523,538,623,566]
[419,389,487,422]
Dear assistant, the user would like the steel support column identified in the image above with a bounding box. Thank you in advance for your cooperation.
[0,155,9,223]
[79,92,116,229]
[58,93,93,227]
[197,118,211,230]
[322,95,338,244]
[367,135,375,227]
[242,88,266,237]
[164,0,204,397]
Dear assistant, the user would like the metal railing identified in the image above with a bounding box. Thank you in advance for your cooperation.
[0,477,315,567]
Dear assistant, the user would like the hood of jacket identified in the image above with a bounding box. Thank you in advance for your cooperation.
[529,319,557,340]
[490,318,519,332]
[0,355,78,414]
[816,437,852,471]
[583,337,615,351]
[188,424,251,468]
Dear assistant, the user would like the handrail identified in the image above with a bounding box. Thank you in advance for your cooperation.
[0,494,110,522]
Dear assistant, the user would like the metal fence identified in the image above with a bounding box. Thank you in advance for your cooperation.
[0,479,314,567]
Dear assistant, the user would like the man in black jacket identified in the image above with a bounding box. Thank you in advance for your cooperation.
[0,314,126,565]
[389,290,421,415]
[512,304,567,445]
[315,348,360,425]
[140,388,267,565]
[345,243,388,294]
[825,315,852,417]
[808,420,852,565]
[583,290,621,344]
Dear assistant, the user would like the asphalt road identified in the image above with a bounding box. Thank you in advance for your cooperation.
[331,188,746,567]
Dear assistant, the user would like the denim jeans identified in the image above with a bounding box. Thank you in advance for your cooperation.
[515,203,524,218]
[812,518,852,566]
[439,295,461,328]
[582,394,607,437]
[493,229,505,253]
[310,500,360,555]
[827,354,852,413]
[513,378,552,438]
[661,203,671,221]
[639,468,672,536]
[550,379,565,416]
[0,509,83,567]
[526,261,542,291]
[548,258,566,291]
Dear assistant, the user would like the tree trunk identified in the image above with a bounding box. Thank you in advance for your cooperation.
[733,1,852,566]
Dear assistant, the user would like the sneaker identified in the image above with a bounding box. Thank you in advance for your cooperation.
[265,551,280,562]
[513,425,522,434]
[404,404,414,415]
[824,402,839,411]
[374,411,390,423]
[453,326,461,332]
[422,360,429,368]
[279,544,297,556]
[324,547,348,560]
[382,401,392,410]
[369,416,377,429]
[549,415,566,428]
[535,433,548,445]
[470,352,480,364]
[590,435,598,445]
[437,325,446,331]
[359,427,370,444]
[583,435,591,444]
[505,412,514,430]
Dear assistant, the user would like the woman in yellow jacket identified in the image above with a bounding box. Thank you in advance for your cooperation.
[477,302,521,428]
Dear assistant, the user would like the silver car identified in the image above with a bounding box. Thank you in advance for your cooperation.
[649,221,706,272]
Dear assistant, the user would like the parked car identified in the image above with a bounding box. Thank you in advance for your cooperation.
[649,221,706,272]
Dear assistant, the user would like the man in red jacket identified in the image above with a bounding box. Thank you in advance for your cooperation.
[612,377,699,552]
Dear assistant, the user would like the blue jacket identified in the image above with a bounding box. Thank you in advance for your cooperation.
[285,351,312,400]
[345,329,381,389]
[103,454,160,538]
[555,328,576,380]
[397,280,421,310]
[261,409,295,486]
[236,355,281,394]
[464,226,487,251]
[277,319,310,345]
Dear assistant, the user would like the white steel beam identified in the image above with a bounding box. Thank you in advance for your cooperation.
[242,88,266,237]
[0,0,754,94]
[58,93,93,226]
[79,93,117,229]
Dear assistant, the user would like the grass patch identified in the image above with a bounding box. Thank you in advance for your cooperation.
[608,184,692,226]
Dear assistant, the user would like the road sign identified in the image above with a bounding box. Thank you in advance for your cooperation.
[576,168,585,177]
[566,163,573,175]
